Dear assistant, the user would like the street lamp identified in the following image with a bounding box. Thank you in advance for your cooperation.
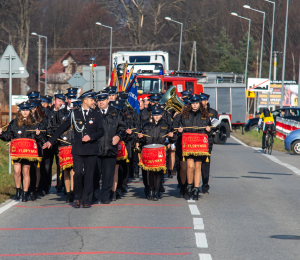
[243,5,265,79]
[231,12,251,118]
[280,0,290,107]
[165,17,183,71]
[96,22,113,85]
[231,12,251,81]
[265,0,276,108]
[31,32,47,95]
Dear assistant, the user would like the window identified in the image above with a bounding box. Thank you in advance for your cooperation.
[129,56,151,63]
[136,78,162,94]
[185,82,194,92]
[164,82,173,92]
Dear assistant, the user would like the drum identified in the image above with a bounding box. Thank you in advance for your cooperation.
[182,133,210,159]
[117,141,128,161]
[139,144,166,172]
[58,146,73,171]
[10,138,42,162]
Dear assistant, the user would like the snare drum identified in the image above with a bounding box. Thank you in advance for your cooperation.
[139,144,166,172]
[10,138,42,162]
[182,133,210,159]
[117,141,128,161]
[58,146,73,171]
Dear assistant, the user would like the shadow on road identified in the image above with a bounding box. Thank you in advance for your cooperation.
[224,143,241,146]
[241,176,272,179]
[211,176,239,179]
[270,235,300,240]
[248,171,292,176]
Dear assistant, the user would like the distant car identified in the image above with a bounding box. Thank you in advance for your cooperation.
[284,129,300,154]
[245,107,300,131]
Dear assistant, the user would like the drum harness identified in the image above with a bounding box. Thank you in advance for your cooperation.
[70,110,85,137]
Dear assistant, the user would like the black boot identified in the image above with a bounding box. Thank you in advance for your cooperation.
[14,188,22,200]
[66,192,71,202]
[111,191,117,201]
[180,184,186,198]
[144,186,149,198]
[30,190,36,201]
[192,187,199,200]
[22,191,28,202]
[147,188,153,200]
[116,189,122,199]
[185,184,193,200]
[69,191,74,202]
[159,182,165,193]
[168,169,173,178]
[153,191,159,201]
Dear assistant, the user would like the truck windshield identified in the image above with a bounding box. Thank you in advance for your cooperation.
[136,78,163,94]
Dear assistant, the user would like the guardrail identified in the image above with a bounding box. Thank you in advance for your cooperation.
[276,117,300,140]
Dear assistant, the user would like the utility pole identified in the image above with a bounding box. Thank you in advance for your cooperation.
[38,37,42,92]
[194,41,197,72]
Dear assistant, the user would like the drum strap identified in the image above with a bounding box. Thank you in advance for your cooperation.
[71,110,84,137]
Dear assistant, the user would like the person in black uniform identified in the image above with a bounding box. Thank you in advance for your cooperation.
[138,107,175,201]
[200,93,218,195]
[178,94,212,200]
[93,91,126,204]
[47,93,66,193]
[0,101,43,202]
[105,86,118,102]
[43,90,104,208]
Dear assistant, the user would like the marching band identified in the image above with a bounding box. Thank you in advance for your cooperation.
[0,86,219,208]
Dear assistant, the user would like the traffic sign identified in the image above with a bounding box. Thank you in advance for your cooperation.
[68,72,87,88]
[247,91,255,98]
[0,45,29,78]
[247,78,270,92]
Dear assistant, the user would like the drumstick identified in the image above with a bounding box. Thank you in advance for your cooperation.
[47,135,71,145]
[129,128,136,131]
[162,131,176,138]
[193,126,217,129]
[26,130,46,132]
[134,132,151,138]
[174,126,199,130]
[1,124,9,129]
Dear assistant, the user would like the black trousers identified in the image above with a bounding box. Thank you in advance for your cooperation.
[39,147,53,193]
[53,145,63,189]
[201,156,211,193]
[94,156,117,202]
[117,160,129,189]
[73,154,97,204]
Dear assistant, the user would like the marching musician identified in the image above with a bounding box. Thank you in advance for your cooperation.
[43,90,105,208]
[200,93,218,195]
[105,86,118,102]
[93,91,126,204]
[178,94,211,200]
[0,101,42,202]
[138,107,176,201]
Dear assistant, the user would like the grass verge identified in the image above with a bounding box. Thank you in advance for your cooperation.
[232,128,287,152]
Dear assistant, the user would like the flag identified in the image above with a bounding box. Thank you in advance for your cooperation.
[127,75,140,114]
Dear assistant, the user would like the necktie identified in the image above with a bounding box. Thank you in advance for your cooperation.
[84,110,88,118]
[102,110,105,115]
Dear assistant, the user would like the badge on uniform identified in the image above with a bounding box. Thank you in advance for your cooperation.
[89,120,93,124]
[63,137,67,140]
[79,121,82,124]
[18,131,22,135]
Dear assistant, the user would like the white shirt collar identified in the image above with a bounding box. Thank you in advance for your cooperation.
[101,106,109,114]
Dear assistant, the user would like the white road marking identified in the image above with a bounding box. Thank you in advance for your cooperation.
[199,254,212,260]
[187,200,195,203]
[230,135,249,147]
[195,233,208,248]
[193,218,204,230]
[189,204,200,215]
[0,200,19,215]
[230,137,300,176]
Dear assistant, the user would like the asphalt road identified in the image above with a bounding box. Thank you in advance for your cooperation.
[1,136,300,259]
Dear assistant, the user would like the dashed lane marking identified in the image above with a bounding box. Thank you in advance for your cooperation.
[0,200,19,215]
[199,254,212,260]
[187,200,195,203]
[195,233,208,248]
[189,205,200,215]
[193,218,204,230]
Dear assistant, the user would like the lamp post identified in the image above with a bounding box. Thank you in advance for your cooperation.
[243,5,265,79]
[265,0,276,108]
[231,12,251,119]
[231,13,251,81]
[280,0,290,107]
[165,17,183,71]
[96,22,113,85]
[31,32,47,95]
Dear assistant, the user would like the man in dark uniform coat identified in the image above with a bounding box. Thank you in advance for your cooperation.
[93,91,126,204]
[200,93,218,194]
[43,90,104,208]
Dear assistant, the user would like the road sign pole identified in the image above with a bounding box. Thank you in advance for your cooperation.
[8,55,12,174]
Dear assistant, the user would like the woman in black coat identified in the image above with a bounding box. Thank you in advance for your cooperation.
[138,107,175,201]
[178,95,211,200]
[0,101,42,202]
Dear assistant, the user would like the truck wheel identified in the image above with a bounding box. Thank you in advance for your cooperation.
[292,141,300,155]
[226,122,230,138]
[213,122,228,145]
